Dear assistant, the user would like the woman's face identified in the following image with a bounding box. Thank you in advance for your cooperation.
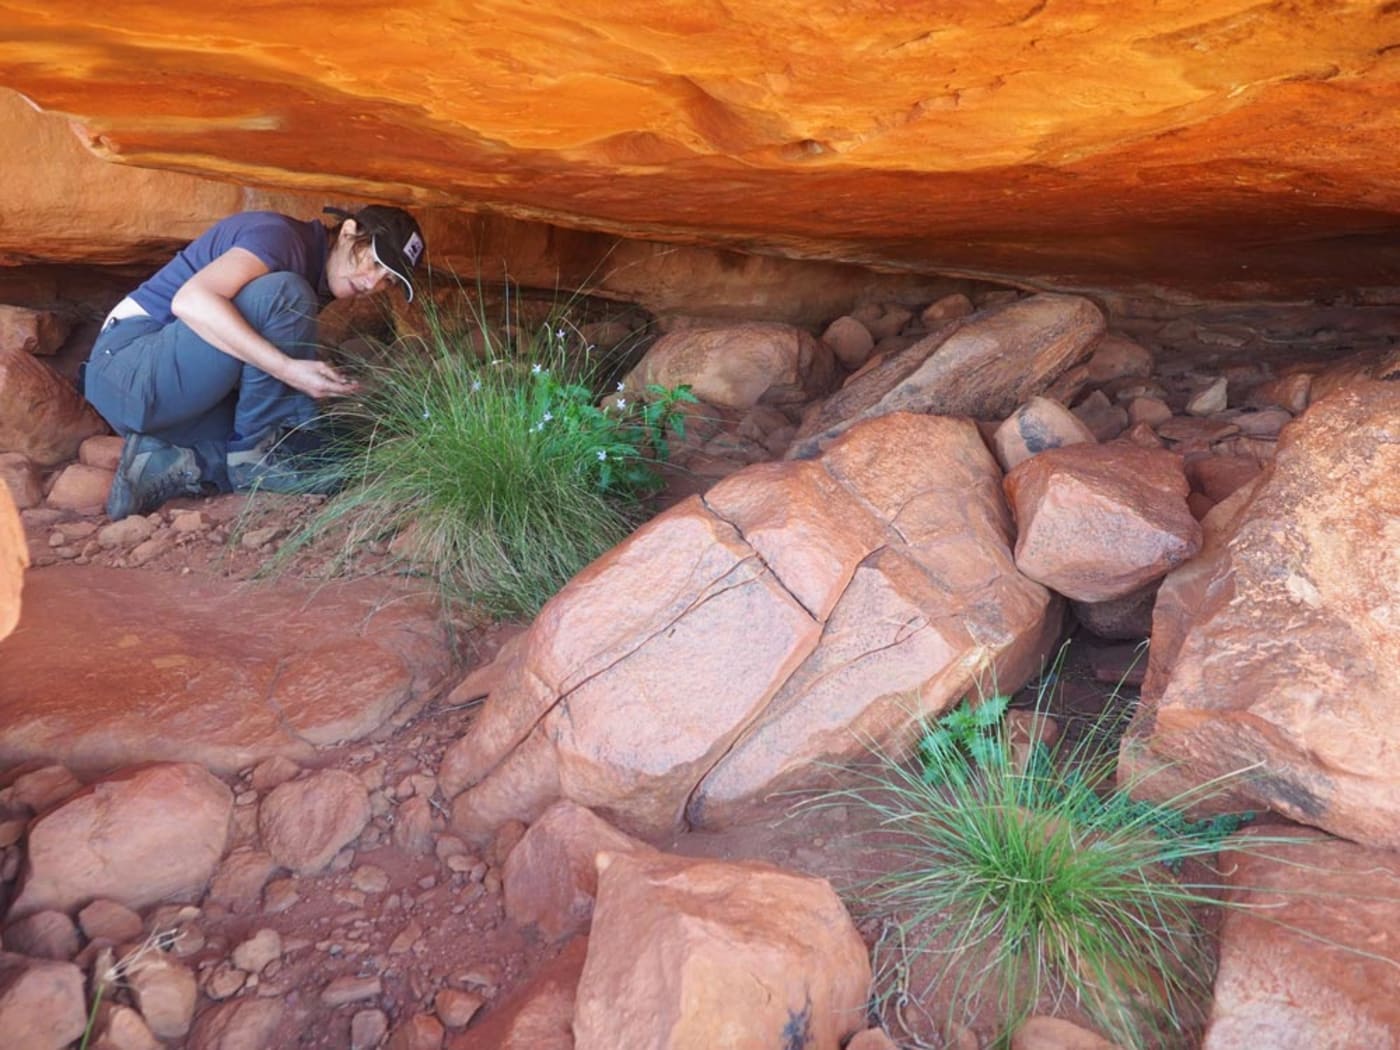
[327,220,394,300]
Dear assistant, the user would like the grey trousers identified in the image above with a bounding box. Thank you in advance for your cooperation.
[84,272,321,489]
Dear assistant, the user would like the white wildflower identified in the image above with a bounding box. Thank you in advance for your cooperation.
[471,379,482,392]
[531,363,542,374]
[616,381,625,392]
[542,411,553,423]
[616,398,627,410]
[596,449,607,461]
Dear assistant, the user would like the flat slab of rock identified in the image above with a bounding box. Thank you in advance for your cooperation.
[0,566,452,776]
[1123,383,1400,847]
[1203,830,1400,1049]
[788,294,1104,458]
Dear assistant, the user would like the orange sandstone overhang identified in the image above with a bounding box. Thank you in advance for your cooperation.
[1,1,1397,299]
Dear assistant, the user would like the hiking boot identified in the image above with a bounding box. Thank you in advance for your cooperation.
[226,426,343,495]
[106,434,204,520]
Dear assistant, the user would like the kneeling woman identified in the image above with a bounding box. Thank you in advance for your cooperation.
[84,205,425,519]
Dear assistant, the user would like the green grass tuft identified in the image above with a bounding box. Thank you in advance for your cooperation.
[819,687,1276,1049]
[281,288,694,620]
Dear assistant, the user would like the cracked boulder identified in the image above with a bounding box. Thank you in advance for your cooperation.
[0,480,24,642]
[1122,382,1400,849]
[442,412,1058,838]
[0,566,452,776]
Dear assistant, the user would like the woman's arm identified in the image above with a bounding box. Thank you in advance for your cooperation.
[170,247,356,399]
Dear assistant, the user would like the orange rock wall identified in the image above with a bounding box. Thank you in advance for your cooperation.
[0,2,1396,297]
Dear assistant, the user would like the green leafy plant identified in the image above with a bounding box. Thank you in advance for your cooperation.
[818,692,1278,1050]
[278,287,697,619]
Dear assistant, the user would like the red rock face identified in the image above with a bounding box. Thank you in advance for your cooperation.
[1126,381,1400,848]
[0,6,1396,297]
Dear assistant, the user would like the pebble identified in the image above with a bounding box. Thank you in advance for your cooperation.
[321,974,383,1006]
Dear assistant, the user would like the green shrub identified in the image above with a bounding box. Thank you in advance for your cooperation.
[284,290,696,620]
[824,693,1268,1049]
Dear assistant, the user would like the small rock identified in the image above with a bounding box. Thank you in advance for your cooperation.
[392,795,434,855]
[0,955,87,1049]
[186,998,284,1050]
[259,770,370,875]
[170,511,207,535]
[202,963,246,1001]
[97,516,156,548]
[100,1003,162,1050]
[2,910,81,960]
[10,765,82,813]
[820,316,875,371]
[920,293,973,324]
[387,1014,444,1050]
[1011,1015,1118,1049]
[322,974,383,1006]
[1186,376,1229,416]
[127,537,171,567]
[352,1009,391,1050]
[263,878,300,913]
[249,756,300,793]
[128,956,197,1039]
[351,865,389,894]
[434,988,484,1029]
[208,850,280,912]
[230,929,282,975]
[847,1028,899,1050]
[240,525,282,550]
[77,435,124,471]
[388,920,423,955]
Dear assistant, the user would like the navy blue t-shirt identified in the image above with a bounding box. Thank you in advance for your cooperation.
[130,212,329,324]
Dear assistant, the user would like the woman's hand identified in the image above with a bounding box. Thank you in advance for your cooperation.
[278,357,361,399]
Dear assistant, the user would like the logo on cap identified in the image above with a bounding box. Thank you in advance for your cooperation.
[403,231,424,267]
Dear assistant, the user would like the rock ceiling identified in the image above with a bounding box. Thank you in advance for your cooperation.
[1,1,1397,298]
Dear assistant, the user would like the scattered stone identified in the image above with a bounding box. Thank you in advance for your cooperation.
[1204,831,1400,1049]
[13,763,233,917]
[392,795,434,855]
[0,954,87,1050]
[128,955,198,1039]
[387,1013,445,1050]
[1155,416,1239,446]
[1252,372,1311,414]
[573,851,870,1049]
[1004,443,1200,603]
[239,525,282,550]
[624,322,836,414]
[1,910,80,960]
[259,770,370,874]
[1085,333,1154,383]
[170,510,207,535]
[790,294,1103,457]
[503,800,652,941]
[10,764,82,813]
[351,1009,391,1049]
[1127,396,1172,426]
[1072,582,1158,641]
[186,998,285,1050]
[820,316,875,371]
[0,305,70,356]
[261,879,299,912]
[388,920,423,955]
[920,293,973,324]
[248,755,300,792]
[0,452,43,509]
[1186,453,1261,504]
[99,1003,162,1050]
[322,975,384,1006]
[230,929,282,975]
[97,515,156,548]
[435,987,485,1028]
[202,963,246,1001]
[127,536,171,567]
[1186,376,1228,416]
[78,435,124,471]
[448,938,584,1049]
[1012,1015,1118,1049]
[1071,389,1128,441]
[992,396,1097,472]
[207,849,279,912]
[351,864,389,894]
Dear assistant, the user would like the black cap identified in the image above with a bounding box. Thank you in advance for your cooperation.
[324,205,425,302]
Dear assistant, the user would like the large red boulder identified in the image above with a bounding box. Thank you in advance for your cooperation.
[443,413,1057,838]
[572,851,870,1050]
[1204,830,1400,1048]
[1122,382,1400,848]
[1004,443,1201,602]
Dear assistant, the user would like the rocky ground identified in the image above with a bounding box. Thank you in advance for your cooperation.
[3,284,1399,1049]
